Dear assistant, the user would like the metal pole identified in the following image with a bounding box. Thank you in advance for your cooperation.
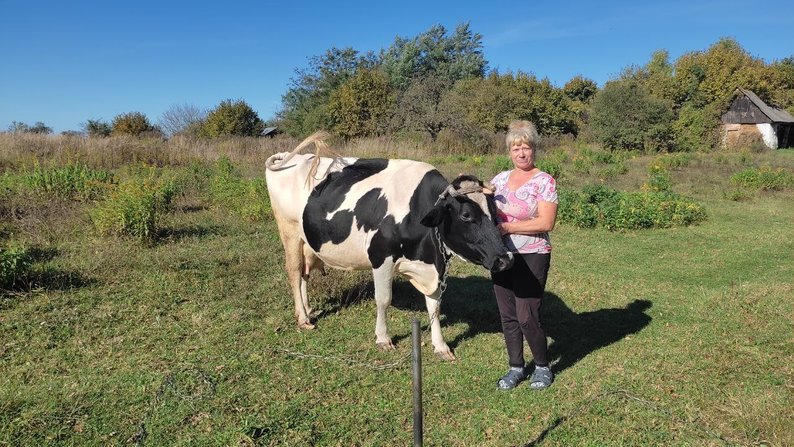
[412,318,423,447]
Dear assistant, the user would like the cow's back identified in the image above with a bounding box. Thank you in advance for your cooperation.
[300,158,438,270]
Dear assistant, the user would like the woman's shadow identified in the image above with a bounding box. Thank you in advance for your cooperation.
[437,275,653,373]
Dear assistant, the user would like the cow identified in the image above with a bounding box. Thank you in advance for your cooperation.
[265,132,513,360]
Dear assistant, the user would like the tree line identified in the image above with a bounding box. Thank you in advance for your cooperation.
[7,24,794,151]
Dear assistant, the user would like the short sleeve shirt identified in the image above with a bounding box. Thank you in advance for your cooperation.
[490,170,558,254]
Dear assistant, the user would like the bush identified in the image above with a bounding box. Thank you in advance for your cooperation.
[536,158,563,181]
[558,184,707,230]
[1,246,32,289]
[209,157,271,221]
[201,100,265,138]
[112,112,159,137]
[643,162,672,193]
[24,162,115,201]
[600,191,707,230]
[557,189,599,228]
[90,176,177,240]
[730,166,794,190]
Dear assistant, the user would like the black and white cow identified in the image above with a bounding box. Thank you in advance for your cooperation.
[265,132,513,360]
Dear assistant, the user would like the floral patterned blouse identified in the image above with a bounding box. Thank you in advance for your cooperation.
[490,170,558,254]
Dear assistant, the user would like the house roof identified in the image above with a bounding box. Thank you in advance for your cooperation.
[737,88,794,123]
[262,126,278,136]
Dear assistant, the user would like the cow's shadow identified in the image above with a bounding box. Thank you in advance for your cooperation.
[391,275,653,373]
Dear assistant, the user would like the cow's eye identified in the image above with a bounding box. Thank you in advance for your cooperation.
[460,211,473,222]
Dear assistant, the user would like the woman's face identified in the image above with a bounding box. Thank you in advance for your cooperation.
[510,142,535,171]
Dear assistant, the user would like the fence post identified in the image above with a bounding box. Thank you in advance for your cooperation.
[412,318,423,447]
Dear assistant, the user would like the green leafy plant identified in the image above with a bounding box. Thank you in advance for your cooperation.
[730,166,794,191]
[209,157,271,221]
[558,184,707,230]
[643,162,672,192]
[90,177,177,240]
[1,245,32,289]
[24,161,115,201]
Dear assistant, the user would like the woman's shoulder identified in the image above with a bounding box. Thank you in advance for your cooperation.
[491,170,511,184]
[534,171,556,184]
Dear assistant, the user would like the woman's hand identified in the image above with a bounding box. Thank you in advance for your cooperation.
[497,222,511,235]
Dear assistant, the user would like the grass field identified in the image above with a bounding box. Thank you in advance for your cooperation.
[1,136,793,446]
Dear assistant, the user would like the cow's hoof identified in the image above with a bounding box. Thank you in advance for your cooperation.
[298,321,315,330]
[377,341,396,351]
[434,349,456,361]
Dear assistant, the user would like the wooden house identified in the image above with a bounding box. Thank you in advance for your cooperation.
[721,88,794,149]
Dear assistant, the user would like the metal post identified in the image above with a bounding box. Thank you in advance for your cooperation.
[412,318,423,447]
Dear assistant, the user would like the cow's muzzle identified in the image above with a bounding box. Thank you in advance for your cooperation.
[491,252,514,272]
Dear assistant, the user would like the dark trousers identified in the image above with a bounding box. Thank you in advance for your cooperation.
[492,253,551,368]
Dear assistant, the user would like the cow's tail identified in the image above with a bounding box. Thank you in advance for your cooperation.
[265,130,332,172]
[266,131,345,188]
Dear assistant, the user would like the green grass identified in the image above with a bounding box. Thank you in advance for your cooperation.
[1,146,793,446]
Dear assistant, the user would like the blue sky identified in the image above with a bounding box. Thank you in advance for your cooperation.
[1,0,792,134]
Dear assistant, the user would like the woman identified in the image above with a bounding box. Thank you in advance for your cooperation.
[490,120,558,390]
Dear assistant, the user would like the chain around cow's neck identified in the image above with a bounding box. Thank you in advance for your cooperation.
[433,226,453,299]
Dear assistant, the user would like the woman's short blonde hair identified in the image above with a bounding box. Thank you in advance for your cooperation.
[505,120,539,149]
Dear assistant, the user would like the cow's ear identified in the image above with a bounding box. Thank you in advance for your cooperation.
[420,205,445,227]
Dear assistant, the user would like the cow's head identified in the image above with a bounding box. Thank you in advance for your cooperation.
[420,175,513,272]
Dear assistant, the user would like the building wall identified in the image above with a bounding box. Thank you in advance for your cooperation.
[722,123,778,149]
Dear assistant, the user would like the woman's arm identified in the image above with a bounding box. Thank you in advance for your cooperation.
[497,201,558,235]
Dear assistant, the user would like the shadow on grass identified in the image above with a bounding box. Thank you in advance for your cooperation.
[155,223,223,242]
[312,273,652,374]
[1,246,94,300]
[404,275,652,373]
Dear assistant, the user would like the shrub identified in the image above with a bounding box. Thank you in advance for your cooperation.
[643,162,672,193]
[1,246,32,289]
[492,155,512,172]
[557,189,598,228]
[654,153,696,170]
[730,166,794,191]
[112,112,158,137]
[600,191,707,230]
[557,184,707,230]
[536,158,563,181]
[90,176,177,240]
[83,119,112,138]
[24,162,115,201]
[209,157,271,221]
[201,100,265,138]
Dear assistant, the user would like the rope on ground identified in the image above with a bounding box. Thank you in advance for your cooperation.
[130,366,217,446]
[271,347,412,371]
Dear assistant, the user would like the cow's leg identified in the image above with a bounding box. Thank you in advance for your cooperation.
[425,292,455,361]
[274,213,314,329]
[373,263,395,350]
[301,245,324,318]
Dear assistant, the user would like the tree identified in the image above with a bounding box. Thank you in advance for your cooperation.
[563,75,598,103]
[83,119,112,138]
[7,121,30,133]
[111,112,158,136]
[201,99,265,138]
[589,80,674,151]
[380,23,486,90]
[442,71,577,136]
[389,74,456,140]
[279,47,377,136]
[6,121,52,134]
[158,103,206,137]
[327,68,394,140]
